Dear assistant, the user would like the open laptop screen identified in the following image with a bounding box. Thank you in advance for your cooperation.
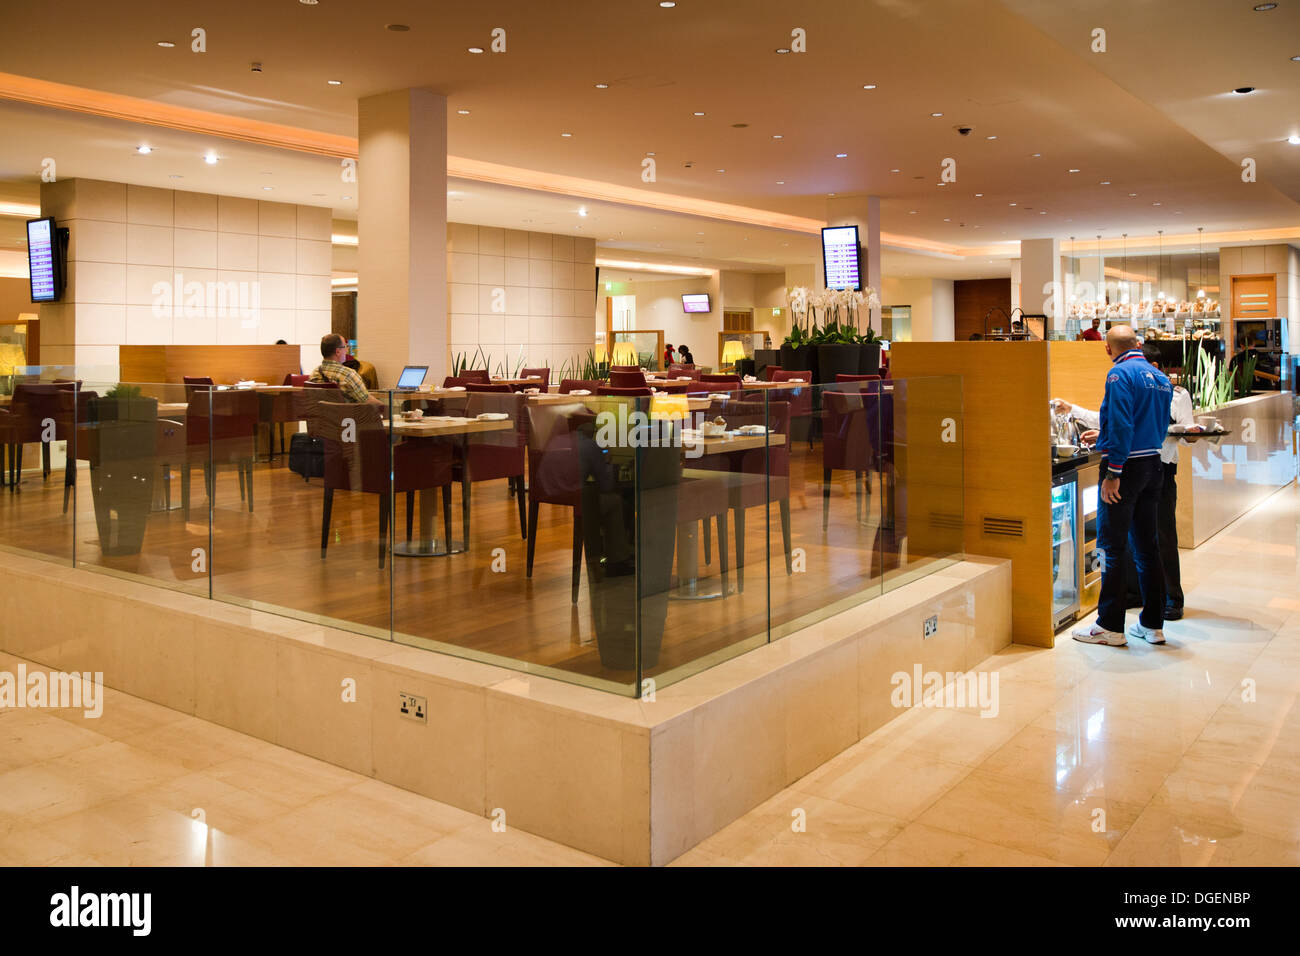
[396,365,428,389]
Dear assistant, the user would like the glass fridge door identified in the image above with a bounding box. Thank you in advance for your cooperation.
[1051,476,1080,625]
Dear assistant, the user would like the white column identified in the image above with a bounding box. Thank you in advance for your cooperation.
[1020,239,1062,333]
[358,88,448,386]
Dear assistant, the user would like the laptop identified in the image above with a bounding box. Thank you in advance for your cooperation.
[395,365,428,390]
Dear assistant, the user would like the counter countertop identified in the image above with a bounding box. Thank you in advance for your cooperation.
[1051,448,1103,476]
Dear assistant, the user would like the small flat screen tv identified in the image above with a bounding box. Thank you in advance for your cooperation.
[27,217,63,303]
[682,293,711,313]
[821,225,862,291]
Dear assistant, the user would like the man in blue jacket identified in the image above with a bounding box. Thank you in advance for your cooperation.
[1073,325,1173,647]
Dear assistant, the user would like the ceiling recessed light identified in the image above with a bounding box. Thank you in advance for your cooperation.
[1233,86,1256,94]
[457,109,470,115]
[1152,201,1161,206]
[561,132,572,137]
[385,23,410,32]
[1031,153,1041,158]
[659,1,676,6]
[1254,2,1277,10]
[827,193,836,197]
[1039,211,1046,215]
[646,151,656,156]
[300,0,319,4]
[985,135,997,140]
[263,186,273,191]
[890,168,900,173]
[975,192,983,197]
[943,218,951,222]
[1292,55,1300,61]
[1288,134,1300,145]
[156,40,175,48]
[716,168,725,173]
[772,134,783,139]
[692,111,705,116]
[1100,180,1110,185]
[908,210,917,214]
[862,84,877,90]
[168,174,183,179]
[327,79,342,86]
[1068,168,1080,173]
[468,47,484,54]
[1009,202,1017,206]
[1129,192,1137,197]
[341,195,352,200]
[835,153,848,158]
[775,48,791,54]
[930,112,943,117]
[595,83,609,89]
[578,207,587,217]
[136,145,152,154]
[776,180,785,184]
[204,152,218,165]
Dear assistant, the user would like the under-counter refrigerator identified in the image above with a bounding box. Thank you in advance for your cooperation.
[1051,472,1080,630]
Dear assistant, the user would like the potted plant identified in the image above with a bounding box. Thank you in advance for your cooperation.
[86,384,159,556]
[780,286,819,382]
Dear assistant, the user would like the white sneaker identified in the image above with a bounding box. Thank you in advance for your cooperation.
[1128,621,1166,644]
[1072,624,1128,646]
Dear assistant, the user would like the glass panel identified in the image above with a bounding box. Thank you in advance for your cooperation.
[0,368,81,565]
[71,378,209,597]
[883,375,964,590]
[206,383,392,640]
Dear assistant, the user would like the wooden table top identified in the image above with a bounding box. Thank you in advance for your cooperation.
[687,432,787,455]
[387,416,514,438]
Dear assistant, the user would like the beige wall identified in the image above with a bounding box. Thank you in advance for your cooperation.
[882,276,955,341]
[597,276,717,366]
[0,276,31,325]
[38,178,332,377]
[447,224,596,377]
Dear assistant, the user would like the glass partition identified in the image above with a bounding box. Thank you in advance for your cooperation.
[0,368,966,698]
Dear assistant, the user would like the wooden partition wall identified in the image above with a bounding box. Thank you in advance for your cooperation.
[119,345,303,386]
[1047,341,1113,411]
[892,342,1055,646]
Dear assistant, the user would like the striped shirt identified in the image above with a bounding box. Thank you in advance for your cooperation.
[309,360,370,403]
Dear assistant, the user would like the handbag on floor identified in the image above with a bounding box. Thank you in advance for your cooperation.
[288,432,324,480]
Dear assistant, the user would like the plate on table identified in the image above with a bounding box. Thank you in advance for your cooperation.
[476,412,510,421]
[736,425,768,435]
[708,392,731,400]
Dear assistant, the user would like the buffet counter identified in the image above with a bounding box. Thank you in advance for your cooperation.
[1175,390,1297,548]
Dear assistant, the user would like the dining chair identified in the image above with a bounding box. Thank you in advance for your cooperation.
[6,384,76,491]
[702,373,743,389]
[770,369,814,448]
[309,401,454,568]
[182,388,259,520]
[821,386,881,530]
[455,391,527,540]
[465,382,512,393]
[763,365,782,381]
[525,401,595,603]
[596,385,652,397]
[520,367,551,386]
[558,378,601,394]
[458,369,491,384]
[609,369,647,389]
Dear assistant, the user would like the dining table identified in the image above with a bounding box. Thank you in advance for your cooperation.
[385,415,514,557]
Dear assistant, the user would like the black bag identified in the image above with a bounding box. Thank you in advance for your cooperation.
[288,433,324,480]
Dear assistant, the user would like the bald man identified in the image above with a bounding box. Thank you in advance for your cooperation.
[1073,325,1173,647]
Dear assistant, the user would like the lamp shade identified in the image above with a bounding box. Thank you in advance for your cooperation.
[720,340,746,365]
[611,342,638,366]
[594,343,607,361]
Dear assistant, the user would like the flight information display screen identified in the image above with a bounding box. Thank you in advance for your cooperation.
[821,225,861,291]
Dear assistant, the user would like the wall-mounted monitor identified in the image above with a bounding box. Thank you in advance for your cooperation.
[682,293,711,313]
[27,217,64,303]
[821,225,861,291]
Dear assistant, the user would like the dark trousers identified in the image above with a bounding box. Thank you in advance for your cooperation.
[1158,461,1183,608]
[1097,455,1165,632]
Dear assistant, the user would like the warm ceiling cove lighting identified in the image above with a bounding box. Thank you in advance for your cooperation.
[330,234,358,246]
[595,257,712,277]
[0,201,41,217]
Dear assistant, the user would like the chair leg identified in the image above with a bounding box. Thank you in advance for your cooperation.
[461,475,471,547]
[63,452,74,513]
[702,518,712,565]
[822,467,832,530]
[320,487,333,557]
[571,512,583,604]
[378,493,390,569]
[405,491,415,541]
[15,444,23,491]
[442,484,454,551]
[42,441,51,480]
[182,461,191,520]
[856,470,864,523]
[733,505,746,592]
[780,497,793,574]
[526,499,539,576]
[163,464,172,511]
[238,462,246,502]
[515,476,527,539]
[716,510,729,593]
[245,460,254,512]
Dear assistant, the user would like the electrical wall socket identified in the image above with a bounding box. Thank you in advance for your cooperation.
[399,692,427,723]
[923,615,939,639]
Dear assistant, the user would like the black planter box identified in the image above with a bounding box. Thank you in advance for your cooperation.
[86,396,159,556]
[859,342,883,375]
[816,343,860,384]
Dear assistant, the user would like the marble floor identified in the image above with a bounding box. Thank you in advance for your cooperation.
[2,482,1298,866]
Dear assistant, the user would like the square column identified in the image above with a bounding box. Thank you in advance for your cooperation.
[1020,238,1062,333]
[358,89,448,386]
[826,195,882,333]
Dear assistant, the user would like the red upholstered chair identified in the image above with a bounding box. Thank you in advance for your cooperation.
[764,365,782,381]
[702,373,742,389]
[609,365,640,372]
[821,386,881,530]
[442,376,467,389]
[609,369,647,389]
[454,391,527,540]
[769,369,814,447]
[465,382,511,393]
[309,401,454,568]
[458,369,491,384]
[6,383,77,490]
[525,401,597,603]
[520,367,551,386]
[262,376,310,461]
[836,374,881,384]
[182,388,259,519]
[597,385,652,397]
[284,373,309,387]
[558,379,600,394]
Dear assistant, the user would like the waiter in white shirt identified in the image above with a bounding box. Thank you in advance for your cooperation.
[1050,342,1194,619]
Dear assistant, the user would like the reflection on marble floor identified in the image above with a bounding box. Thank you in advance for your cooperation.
[2,483,1298,867]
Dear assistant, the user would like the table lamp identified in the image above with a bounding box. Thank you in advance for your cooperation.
[721,339,746,369]
[612,342,638,367]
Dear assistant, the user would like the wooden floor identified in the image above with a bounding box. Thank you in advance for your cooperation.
[0,440,953,691]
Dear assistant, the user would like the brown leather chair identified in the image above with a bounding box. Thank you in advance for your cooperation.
[182,388,259,519]
[454,391,527,540]
[558,379,600,394]
[525,401,596,603]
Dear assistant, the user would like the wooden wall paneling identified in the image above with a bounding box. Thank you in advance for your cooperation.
[1047,341,1113,412]
[120,345,303,386]
[891,341,1054,646]
[954,278,1011,341]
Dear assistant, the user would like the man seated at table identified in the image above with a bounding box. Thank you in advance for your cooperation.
[309,333,379,404]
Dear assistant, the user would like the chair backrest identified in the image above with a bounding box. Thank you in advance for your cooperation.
[182,376,215,404]
[666,366,702,381]
[558,378,600,394]
[822,389,878,472]
[668,363,696,371]
[465,382,511,393]
[307,400,389,494]
[463,392,526,481]
[188,389,259,449]
[284,373,309,387]
[772,369,811,383]
[836,373,881,383]
[702,373,742,388]
[459,369,491,384]
[596,385,652,397]
[520,367,550,385]
[609,369,647,388]
[10,383,75,440]
[609,365,641,372]
[763,365,782,381]
[525,401,596,506]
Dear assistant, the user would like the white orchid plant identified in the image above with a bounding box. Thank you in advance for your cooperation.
[784,285,881,346]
